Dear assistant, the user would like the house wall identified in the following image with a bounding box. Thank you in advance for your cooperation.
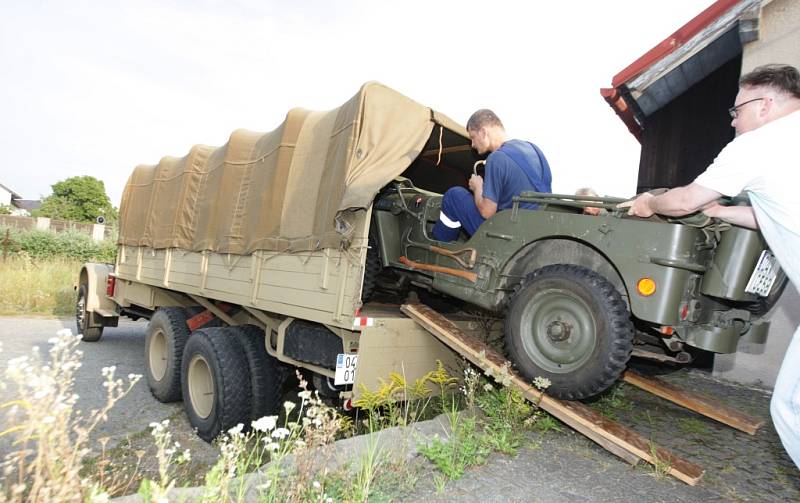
[0,186,12,207]
[741,0,800,72]
[711,0,800,388]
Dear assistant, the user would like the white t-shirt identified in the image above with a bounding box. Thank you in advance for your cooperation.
[694,109,800,285]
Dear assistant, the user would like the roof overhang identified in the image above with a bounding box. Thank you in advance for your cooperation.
[601,0,762,141]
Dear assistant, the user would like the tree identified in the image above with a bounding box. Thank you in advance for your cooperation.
[37,176,118,223]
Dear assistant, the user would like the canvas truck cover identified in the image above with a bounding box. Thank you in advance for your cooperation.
[117,82,467,254]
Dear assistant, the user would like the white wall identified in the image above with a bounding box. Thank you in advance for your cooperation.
[0,186,12,207]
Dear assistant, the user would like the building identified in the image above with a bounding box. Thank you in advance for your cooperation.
[601,0,799,387]
[0,182,41,216]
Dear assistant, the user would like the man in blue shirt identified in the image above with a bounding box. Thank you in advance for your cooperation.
[432,109,552,241]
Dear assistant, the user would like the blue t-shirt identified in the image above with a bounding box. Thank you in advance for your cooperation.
[483,140,552,210]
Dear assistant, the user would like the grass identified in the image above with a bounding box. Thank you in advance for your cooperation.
[0,257,81,316]
[590,382,633,421]
[677,417,710,437]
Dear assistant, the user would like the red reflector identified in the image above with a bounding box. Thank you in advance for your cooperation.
[106,276,116,297]
[660,326,674,335]
[187,310,214,332]
[680,303,689,321]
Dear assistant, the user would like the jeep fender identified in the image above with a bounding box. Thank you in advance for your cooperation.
[501,238,628,305]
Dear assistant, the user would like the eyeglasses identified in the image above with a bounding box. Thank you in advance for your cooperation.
[728,98,765,119]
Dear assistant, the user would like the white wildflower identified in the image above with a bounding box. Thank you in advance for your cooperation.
[313,480,321,489]
[298,390,312,400]
[271,427,290,440]
[283,401,296,414]
[533,376,551,391]
[252,415,278,433]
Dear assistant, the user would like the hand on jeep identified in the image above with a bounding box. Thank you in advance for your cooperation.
[617,192,654,217]
[468,174,483,194]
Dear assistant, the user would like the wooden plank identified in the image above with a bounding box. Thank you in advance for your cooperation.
[401,303,705,485]
[622,370,764,435]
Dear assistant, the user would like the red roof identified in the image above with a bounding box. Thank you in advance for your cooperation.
[601,0,741,141]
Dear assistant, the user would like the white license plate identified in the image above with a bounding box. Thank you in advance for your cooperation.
[334,353,358,385]
[745,250,779,297]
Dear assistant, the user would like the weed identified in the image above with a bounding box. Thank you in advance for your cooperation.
[418,398,491,480]
[433,474,448,493]
[648,440,672,479]
[527,412,563,434]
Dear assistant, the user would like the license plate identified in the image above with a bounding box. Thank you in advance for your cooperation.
[745,250,779,297]
[334,353,358,385]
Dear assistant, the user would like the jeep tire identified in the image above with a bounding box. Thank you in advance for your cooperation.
[505,264,633,400]
[182,327,252,442]
[145,307,193,402]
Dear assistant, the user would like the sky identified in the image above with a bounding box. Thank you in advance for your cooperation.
[0,0,718,207]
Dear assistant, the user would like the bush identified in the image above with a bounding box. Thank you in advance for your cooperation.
[0,226,116,263]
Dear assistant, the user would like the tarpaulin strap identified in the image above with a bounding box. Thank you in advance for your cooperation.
[437,125,444,166]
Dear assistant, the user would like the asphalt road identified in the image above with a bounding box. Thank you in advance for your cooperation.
[0,316,181,460]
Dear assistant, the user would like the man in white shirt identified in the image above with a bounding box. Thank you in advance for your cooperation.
[621,64,800,468]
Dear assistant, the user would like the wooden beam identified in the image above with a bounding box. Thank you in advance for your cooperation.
[401,303,705,485]
[622,370,764,436]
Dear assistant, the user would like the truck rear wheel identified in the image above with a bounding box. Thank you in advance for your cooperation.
[181,327,252,442]
[505,264,633,400]
[145,307,193,402]
[76,283,103,342]
[234,325,286,422]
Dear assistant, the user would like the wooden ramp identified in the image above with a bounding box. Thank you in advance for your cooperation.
[622,370,764,435]
[401,303,706,486]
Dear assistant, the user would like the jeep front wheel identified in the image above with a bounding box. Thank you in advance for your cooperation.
[505,264,633,400]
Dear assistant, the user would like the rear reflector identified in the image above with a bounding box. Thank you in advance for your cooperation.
[106,275,116,297]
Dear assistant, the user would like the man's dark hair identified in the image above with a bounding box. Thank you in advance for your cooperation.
[740,64,800,99]
[466,109,504,132]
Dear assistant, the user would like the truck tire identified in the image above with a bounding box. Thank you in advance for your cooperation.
[505,264,633,400]
[76,283,103,342]
[145,307,192,402]
[361,235,382,302]
[181,327,252,442]
[234,325,285,422]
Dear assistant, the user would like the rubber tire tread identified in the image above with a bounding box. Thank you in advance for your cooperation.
[77,284,103,342]
[181,327,252,442]
[505,264,633,400]
[361,235,382,303]
[234,325,286,422]
[145,307,192,403]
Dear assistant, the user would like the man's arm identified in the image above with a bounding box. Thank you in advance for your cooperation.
[619,183,722,217]
[702,203,759,229]
[469,174,498,219]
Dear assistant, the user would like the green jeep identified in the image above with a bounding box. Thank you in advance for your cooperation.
[367,178,784,400]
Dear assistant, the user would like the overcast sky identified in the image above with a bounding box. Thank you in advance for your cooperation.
[0,0,717,206]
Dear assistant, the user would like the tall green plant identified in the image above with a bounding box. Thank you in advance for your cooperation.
[0,226,116,262]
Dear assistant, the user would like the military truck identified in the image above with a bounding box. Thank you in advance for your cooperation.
[78,82,783,441]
